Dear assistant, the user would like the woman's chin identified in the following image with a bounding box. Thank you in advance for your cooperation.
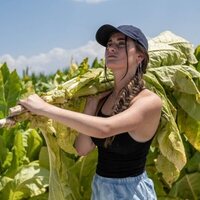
[106,63,123,70]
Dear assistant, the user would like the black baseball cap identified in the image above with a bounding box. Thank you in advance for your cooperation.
[96,24,148,50]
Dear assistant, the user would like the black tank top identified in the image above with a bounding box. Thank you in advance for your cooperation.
[91,95,153,178]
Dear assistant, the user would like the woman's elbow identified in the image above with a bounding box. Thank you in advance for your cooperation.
[76,148,88,156]
[74,142,95,156]
[95,123,113,138]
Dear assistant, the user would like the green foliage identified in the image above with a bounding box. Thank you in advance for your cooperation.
[0,162,49,200]
[194,45,200,72]
[0,63,22,118]
[0,31,200,199]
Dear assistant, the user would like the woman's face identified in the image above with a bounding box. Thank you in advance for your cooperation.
[105,32,142,74]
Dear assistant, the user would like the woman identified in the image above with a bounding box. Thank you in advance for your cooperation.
[19,24,162,200]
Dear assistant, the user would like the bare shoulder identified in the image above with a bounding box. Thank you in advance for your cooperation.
[128,89,162,141]
[131,89,162,109]
[143,89,162,108]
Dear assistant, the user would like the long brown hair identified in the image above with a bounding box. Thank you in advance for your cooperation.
[104,41,149,147]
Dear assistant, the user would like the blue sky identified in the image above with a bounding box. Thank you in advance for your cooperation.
[0,0,199,75]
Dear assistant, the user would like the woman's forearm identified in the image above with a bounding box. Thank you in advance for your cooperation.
[41,103,110,138]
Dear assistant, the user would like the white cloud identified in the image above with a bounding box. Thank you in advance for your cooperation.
[73,0,109,4]
[0,41,105,76]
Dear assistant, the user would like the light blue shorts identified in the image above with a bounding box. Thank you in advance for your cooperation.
[91,171,157,200]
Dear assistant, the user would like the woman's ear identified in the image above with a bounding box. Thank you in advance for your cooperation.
[136,54,144,64]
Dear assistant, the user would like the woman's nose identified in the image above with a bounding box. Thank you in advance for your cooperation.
[106,44,117,52]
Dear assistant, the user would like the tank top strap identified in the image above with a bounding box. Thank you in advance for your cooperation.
[96,93,112,117]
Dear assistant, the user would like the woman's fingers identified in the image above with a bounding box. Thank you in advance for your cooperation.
[18,94,47,115]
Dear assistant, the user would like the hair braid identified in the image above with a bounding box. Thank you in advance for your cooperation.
[104,69,145,147]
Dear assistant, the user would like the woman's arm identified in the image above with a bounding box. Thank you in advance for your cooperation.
[19,94,110,137]
[19,90,162,141]
[74,134,95,156]
[74,95,100,156]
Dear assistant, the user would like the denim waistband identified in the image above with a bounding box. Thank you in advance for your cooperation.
[94,171,147,184]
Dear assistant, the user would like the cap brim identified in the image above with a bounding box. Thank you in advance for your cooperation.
[95,24,119,47]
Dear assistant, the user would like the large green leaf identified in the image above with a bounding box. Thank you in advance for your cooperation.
[174,92,200,121]
[173,69,200,94]
[185,151,200,173]
[0,63,22,117]
[194,45,200,72]
[156,154,180,186]
[34,119,76,200]
[68,150,97,200]
[194,45,200,60]
[5,130,29,178]
[156,103,186,175]
[151,31,197,64]
[0,135,13,174]
[23,129,43,161]
[148,65,200,93]
[144,72,186,185]
[39,147,49,170]
[177,109,200,151]
[42,67,113,103]
[0,70,6,118]
[169,172,200,199]
[0,161,49,200]
[0,63,10,84]
[148,41,187,68]
[4,70,22,109]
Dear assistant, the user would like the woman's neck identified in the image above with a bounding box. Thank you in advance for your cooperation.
[112,71,134,96]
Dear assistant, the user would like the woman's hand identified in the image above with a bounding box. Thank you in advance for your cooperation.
[19,94,50,115]
[84,91,111,115]
[87,90,112,105]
